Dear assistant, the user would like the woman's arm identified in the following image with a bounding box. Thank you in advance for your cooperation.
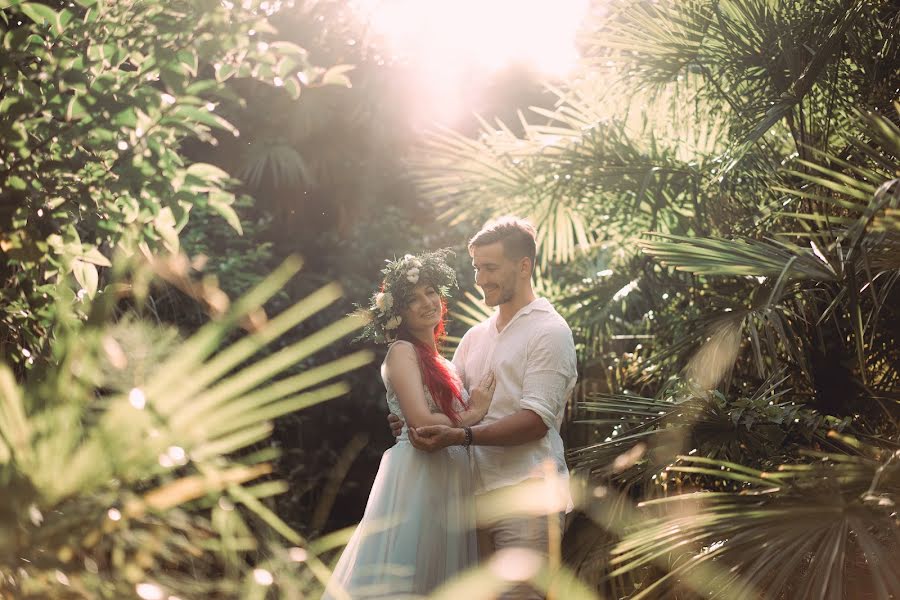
[410,409,548,451]
[387,389,489,430]
[385,343,454,429]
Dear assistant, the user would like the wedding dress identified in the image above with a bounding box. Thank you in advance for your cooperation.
[322,341,477,599]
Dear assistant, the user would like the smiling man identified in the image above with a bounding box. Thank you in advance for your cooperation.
[392,216,577,599]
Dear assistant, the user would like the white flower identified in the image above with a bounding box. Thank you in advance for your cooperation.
[374,291,393,314]
[403,254,422,268]
[406,267,420,283]
[385,315,402,330]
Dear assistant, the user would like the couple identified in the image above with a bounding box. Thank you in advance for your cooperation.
[324,218,577,600]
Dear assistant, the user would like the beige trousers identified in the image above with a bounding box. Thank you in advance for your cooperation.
[477,512,566,600]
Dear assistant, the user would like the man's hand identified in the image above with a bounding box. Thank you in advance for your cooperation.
[409,425,464,452]
[387,413,404,438]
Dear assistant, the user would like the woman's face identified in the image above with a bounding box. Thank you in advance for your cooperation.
[400,283,442,333]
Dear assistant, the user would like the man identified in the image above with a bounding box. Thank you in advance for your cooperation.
[389,217,577,599]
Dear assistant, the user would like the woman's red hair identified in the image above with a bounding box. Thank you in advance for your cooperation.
[397,299,466,424]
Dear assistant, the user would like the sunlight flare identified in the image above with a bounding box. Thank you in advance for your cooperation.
[351,0,589,122]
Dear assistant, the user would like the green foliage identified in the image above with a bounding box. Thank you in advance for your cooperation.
[570,379,846,482]
[181,197,278,300]
[0,0,322,367]
[413,0,900,597]
[0,254,371,598]
[609,445,900,599]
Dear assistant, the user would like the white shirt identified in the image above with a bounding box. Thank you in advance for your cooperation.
[452,298,577,507]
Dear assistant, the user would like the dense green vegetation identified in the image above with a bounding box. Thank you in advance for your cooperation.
[0,0,318,363]
[0,0,370,597]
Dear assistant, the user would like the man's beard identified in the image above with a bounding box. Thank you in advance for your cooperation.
[496,287,514,306]
[484,280,516,307]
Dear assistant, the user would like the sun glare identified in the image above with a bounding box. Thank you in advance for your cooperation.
[351,0,589,124]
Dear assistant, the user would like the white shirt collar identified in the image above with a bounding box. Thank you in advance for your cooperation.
[490,297,553,333]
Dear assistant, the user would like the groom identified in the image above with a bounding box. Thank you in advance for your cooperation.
[389,216,577,599]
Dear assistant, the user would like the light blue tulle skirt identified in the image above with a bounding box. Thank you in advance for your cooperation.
[322,440,477,599]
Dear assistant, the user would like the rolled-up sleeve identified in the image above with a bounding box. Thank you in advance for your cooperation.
[520,325,577,429]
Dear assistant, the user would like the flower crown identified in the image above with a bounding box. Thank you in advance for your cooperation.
[357,249,458,344]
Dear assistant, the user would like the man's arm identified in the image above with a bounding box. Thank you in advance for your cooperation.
[472,409,548,444]
[410,409,547,451]
[388,412,404,437]
[411,324,575,452]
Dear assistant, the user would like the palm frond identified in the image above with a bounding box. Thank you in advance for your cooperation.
[585,0,714,87]
[237,142,312,189]
[568,369,828,479]
[722,1,866,174]
[413,81,727,265]
[776,105,900,254]
[640,234,837,281]
[0,256,372,597]
[609,449,900,599]
[450,290,494,329]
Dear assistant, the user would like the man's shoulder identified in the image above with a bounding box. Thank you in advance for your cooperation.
[525,306,576,370]
[523,307,575,357]
[531,319,574,346]
[528,301,572,332]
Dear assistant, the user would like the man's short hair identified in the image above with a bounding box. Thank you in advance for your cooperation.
[468,216,537,272]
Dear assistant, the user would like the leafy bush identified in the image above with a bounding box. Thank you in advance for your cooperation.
[0,0,319,368]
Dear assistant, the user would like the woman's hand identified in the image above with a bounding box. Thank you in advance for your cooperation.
[467,370,496,419]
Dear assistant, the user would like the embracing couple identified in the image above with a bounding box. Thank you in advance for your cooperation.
[324,217,577,600]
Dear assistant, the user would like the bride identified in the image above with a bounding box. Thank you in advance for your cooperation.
[323,250,495,599]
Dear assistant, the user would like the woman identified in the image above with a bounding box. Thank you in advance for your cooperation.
[323,250,494,599]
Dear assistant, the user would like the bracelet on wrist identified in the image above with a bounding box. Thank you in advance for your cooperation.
[462,426,473,448]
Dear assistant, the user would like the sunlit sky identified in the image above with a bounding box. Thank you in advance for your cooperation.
[350,0,590,124]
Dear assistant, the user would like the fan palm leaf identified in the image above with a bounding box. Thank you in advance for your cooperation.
[568,369,830,480]
[0,256,372,598]
[236,142,312,190]
[609,448,900,600]
[640,234,837,280]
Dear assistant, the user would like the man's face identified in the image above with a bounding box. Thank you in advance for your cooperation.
[471,242,521,307]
